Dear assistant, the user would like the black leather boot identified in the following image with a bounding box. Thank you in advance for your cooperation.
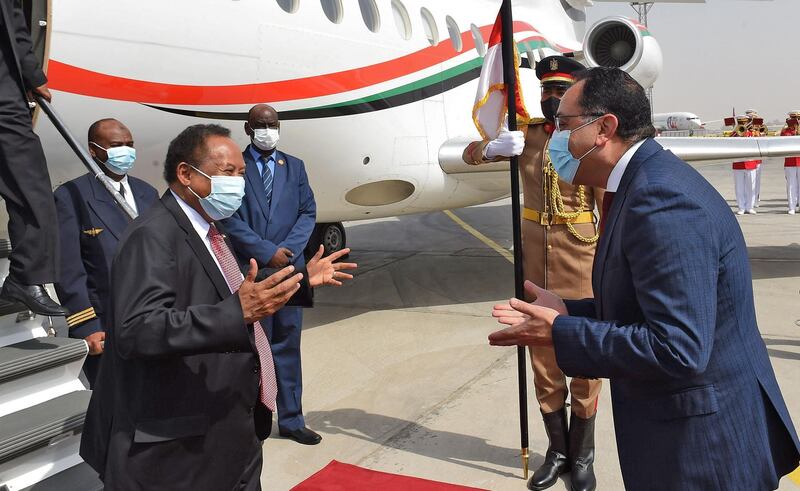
[568,413,596,491]
[528,408,569,490]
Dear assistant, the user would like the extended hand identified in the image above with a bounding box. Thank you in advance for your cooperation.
[239,259,302,323]
[489,282,565,347]
[268,247,294,268]
[306,246,357,287]
[484,130,525,159]
[489,298,559,347]
[523,281,567,314]
[85,331,105,355]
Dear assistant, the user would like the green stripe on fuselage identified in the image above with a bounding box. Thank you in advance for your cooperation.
[306,41,546,111]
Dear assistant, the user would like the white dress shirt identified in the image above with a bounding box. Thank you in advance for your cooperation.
[605,139,647,192]
[117,175,138,214]
[170,190,226,278]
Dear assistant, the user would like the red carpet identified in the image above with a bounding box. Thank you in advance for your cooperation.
[290,460,489,491]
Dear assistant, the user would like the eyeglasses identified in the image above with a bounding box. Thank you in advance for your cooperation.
[555,113,604,132]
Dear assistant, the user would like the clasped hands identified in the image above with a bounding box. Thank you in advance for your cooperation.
[239,246,356,324]
[488,281,567,347]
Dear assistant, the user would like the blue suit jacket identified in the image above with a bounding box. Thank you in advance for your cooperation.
[553,139,800,490]
[54,173,158,339]
[222,146,316,270]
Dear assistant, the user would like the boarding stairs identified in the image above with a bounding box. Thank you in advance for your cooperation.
[0,239,101,490]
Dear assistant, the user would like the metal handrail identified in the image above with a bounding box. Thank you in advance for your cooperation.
[33,96,137,220]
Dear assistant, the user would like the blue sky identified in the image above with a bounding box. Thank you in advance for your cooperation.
[586,0,799,125]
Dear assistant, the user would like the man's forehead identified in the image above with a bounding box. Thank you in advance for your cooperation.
[97,122,131,139]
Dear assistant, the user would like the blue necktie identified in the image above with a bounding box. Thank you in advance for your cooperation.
[261,157,273,208]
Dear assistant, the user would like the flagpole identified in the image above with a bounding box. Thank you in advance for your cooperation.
[499,0,529,479]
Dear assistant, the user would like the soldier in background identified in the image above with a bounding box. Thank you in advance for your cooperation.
[745,109,764,207]
[464,56,602,491]
[780,112,800,214]
[729,115,759,215]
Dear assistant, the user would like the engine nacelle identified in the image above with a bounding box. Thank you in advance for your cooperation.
[583,16,663,89]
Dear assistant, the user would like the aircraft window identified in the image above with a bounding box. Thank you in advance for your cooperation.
[359,0,380,33]
[420,7,438,46]
[446,16,462,52]
[391,0,411,40]
[320,0,342,23]
[470,23,485,56]
[276,0,298,14]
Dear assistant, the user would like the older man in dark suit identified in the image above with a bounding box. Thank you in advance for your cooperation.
[80,124,354,490]
[491,68,800,490]
[54,119,158,387]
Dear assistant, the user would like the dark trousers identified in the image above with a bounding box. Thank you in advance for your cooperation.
[0,57,58,284]
[237,445,263,491]
[266,306,305,430]
[82,354,101,389]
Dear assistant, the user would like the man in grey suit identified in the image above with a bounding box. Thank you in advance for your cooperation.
[491,68,800,490]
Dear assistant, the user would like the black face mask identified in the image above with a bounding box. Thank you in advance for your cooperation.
[541,97,560,122]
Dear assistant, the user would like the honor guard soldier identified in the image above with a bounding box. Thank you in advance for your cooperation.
[729,115,759,214]
[745,109,765,206]
[780,111,800,214]
[464,56,602,491]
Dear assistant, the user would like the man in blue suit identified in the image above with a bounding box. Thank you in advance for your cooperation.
[222,104,320,445]
[491,68,800,490]
[54,118,158,387]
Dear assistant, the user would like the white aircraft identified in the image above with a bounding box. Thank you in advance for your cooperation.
[6,2,800,489]
[16,0,668,252]
[20,0,800,253]
[653,112,705,132]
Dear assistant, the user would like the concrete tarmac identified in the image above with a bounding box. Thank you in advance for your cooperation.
[262,158,800,490]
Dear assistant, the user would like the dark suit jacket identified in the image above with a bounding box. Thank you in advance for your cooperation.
[552,139,800,490]
[54,173,158,339]
[0,0,47,96]
[80,191,285,490]
[222,146,316,270]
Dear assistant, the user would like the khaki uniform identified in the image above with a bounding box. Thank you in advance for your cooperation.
[464,120,602,418]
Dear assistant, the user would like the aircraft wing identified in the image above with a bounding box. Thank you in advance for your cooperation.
[439,136,800,175]
[656,136,800,162]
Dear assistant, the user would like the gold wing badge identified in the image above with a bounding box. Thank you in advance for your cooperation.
[82,228,104,237]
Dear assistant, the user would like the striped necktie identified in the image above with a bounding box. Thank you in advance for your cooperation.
[207,224,277,411]
[261,156,273,208]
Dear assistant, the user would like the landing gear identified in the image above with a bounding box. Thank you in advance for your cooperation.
[304,222,346,259]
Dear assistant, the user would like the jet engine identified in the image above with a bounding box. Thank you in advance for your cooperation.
[582,16,663,89]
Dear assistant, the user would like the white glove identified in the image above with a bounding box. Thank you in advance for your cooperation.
[484,130,525,159]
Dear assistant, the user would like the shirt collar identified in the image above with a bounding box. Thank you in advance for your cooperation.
[605,139,646,192]
[248,145,274,164]
[170,189,211,239]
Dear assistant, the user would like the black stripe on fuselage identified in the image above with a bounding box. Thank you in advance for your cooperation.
[144,62,498,121]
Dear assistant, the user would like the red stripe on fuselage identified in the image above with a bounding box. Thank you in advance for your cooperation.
[47,21,564,105]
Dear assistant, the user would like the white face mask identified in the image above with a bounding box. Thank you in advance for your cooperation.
[252,128,280,151]
[186,165,245,220]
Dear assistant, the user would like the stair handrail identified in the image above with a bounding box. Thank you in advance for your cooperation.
[34,96,138,220]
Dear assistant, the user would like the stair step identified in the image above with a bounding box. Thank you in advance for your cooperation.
[0,298,27,319]
[0,240,10,260]
[19,462,102,491]
[0,337,87,385]
[0,390,90,465]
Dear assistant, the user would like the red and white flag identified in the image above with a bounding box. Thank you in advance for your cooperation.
[472,11,529,140]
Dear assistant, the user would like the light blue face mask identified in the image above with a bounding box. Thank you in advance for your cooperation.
[186,165,246,220]
[91,142,136,175]
[548,116,602,184]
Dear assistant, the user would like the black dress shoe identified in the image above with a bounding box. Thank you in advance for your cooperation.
[279,426,322,445]
[1,277,68,317]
